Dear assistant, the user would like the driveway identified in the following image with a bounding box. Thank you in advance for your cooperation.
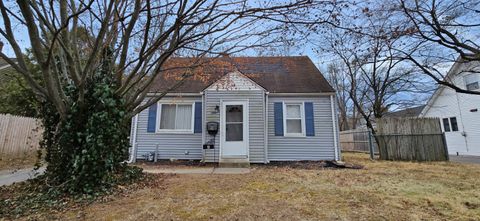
[0,167,45,186]
[450,155,480,164]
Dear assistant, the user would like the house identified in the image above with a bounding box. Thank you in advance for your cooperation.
[420,60,480,156]
[384,105,426,118]
[128,56,340,165]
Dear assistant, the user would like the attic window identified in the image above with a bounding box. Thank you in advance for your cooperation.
[464,73,479,91]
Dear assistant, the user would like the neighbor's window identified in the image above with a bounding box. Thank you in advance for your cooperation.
[442,117,459,132]
[442,118,450,132]
[159,103,193,132]
[285,103,304,136]
[450,117,458,131]
[464,73,479,91]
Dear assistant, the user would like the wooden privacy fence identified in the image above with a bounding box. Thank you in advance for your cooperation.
[375,117,449,161]
[0,114,42,158]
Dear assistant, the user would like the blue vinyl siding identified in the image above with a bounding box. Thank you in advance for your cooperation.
[132,94,338,162]
[203,90,266,163]
[267,96,336,161]
[134,96,203,160]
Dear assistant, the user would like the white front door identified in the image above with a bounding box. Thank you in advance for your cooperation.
[221,101,248,157]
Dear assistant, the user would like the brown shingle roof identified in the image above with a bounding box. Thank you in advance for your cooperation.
[150,56,335,93]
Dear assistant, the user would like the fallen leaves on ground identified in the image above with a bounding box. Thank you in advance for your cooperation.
[3,153,480,220]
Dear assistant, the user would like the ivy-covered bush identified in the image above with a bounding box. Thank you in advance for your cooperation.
[38,52,136,194]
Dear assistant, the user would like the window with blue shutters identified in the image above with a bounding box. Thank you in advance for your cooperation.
[275,101,314,137]
[284,103,305,137]
[147,101,201,133]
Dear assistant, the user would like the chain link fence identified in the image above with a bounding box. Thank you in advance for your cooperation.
[339,128,378,158]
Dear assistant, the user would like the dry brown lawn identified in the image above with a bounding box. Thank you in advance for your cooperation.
[0,151,39,171]
[13,153,480,220]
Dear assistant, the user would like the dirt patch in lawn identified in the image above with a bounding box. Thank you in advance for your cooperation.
[4,153,480,220]
[263,160,364,170]
[134,159,215,169]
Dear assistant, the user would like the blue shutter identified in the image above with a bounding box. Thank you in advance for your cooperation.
[194,102,202,133]
[147,103,157,133]
[305,102,315,136]
[274,102,284,136]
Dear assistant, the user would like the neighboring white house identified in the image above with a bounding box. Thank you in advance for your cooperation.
[420,60,480,156]
[129,56,340,165]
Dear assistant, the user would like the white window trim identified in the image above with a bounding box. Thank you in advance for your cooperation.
[156,102,195,134]
[464,73,480,91]
[449,117,459,132]
[283,102,306,137]
[442,117,459,132]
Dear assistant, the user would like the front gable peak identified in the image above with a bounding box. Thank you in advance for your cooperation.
[205,71,265,91]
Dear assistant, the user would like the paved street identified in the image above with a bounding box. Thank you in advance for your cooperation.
[450,155,480,164]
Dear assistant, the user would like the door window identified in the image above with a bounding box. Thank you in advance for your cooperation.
[225,105,243,141]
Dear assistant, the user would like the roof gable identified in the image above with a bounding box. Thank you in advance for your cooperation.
[205,71,265,91]
[420,60,480,116]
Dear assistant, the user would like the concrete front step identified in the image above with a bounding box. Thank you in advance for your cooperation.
[218,157,250,168]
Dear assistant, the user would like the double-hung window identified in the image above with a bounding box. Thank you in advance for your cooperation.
[464,73,479,91]
[284,103,305,136]
[442,117,458,132]
[158,103,194,132]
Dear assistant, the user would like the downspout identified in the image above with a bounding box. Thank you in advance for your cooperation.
[454,91,469,152]
[128,114,139,163]
[264,92,269,163]
[201,91,206,162]
[330,95,339,161]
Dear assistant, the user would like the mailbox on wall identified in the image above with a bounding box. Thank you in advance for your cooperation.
[203,121,219,149]
[206,121,219,135]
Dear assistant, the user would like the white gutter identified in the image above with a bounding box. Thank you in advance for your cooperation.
[269,92,335,96]
[147,92,202,97]
[0,64,12,70]
[264,92,269,163]
[128,114,139,163]
[330,95,339,161]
